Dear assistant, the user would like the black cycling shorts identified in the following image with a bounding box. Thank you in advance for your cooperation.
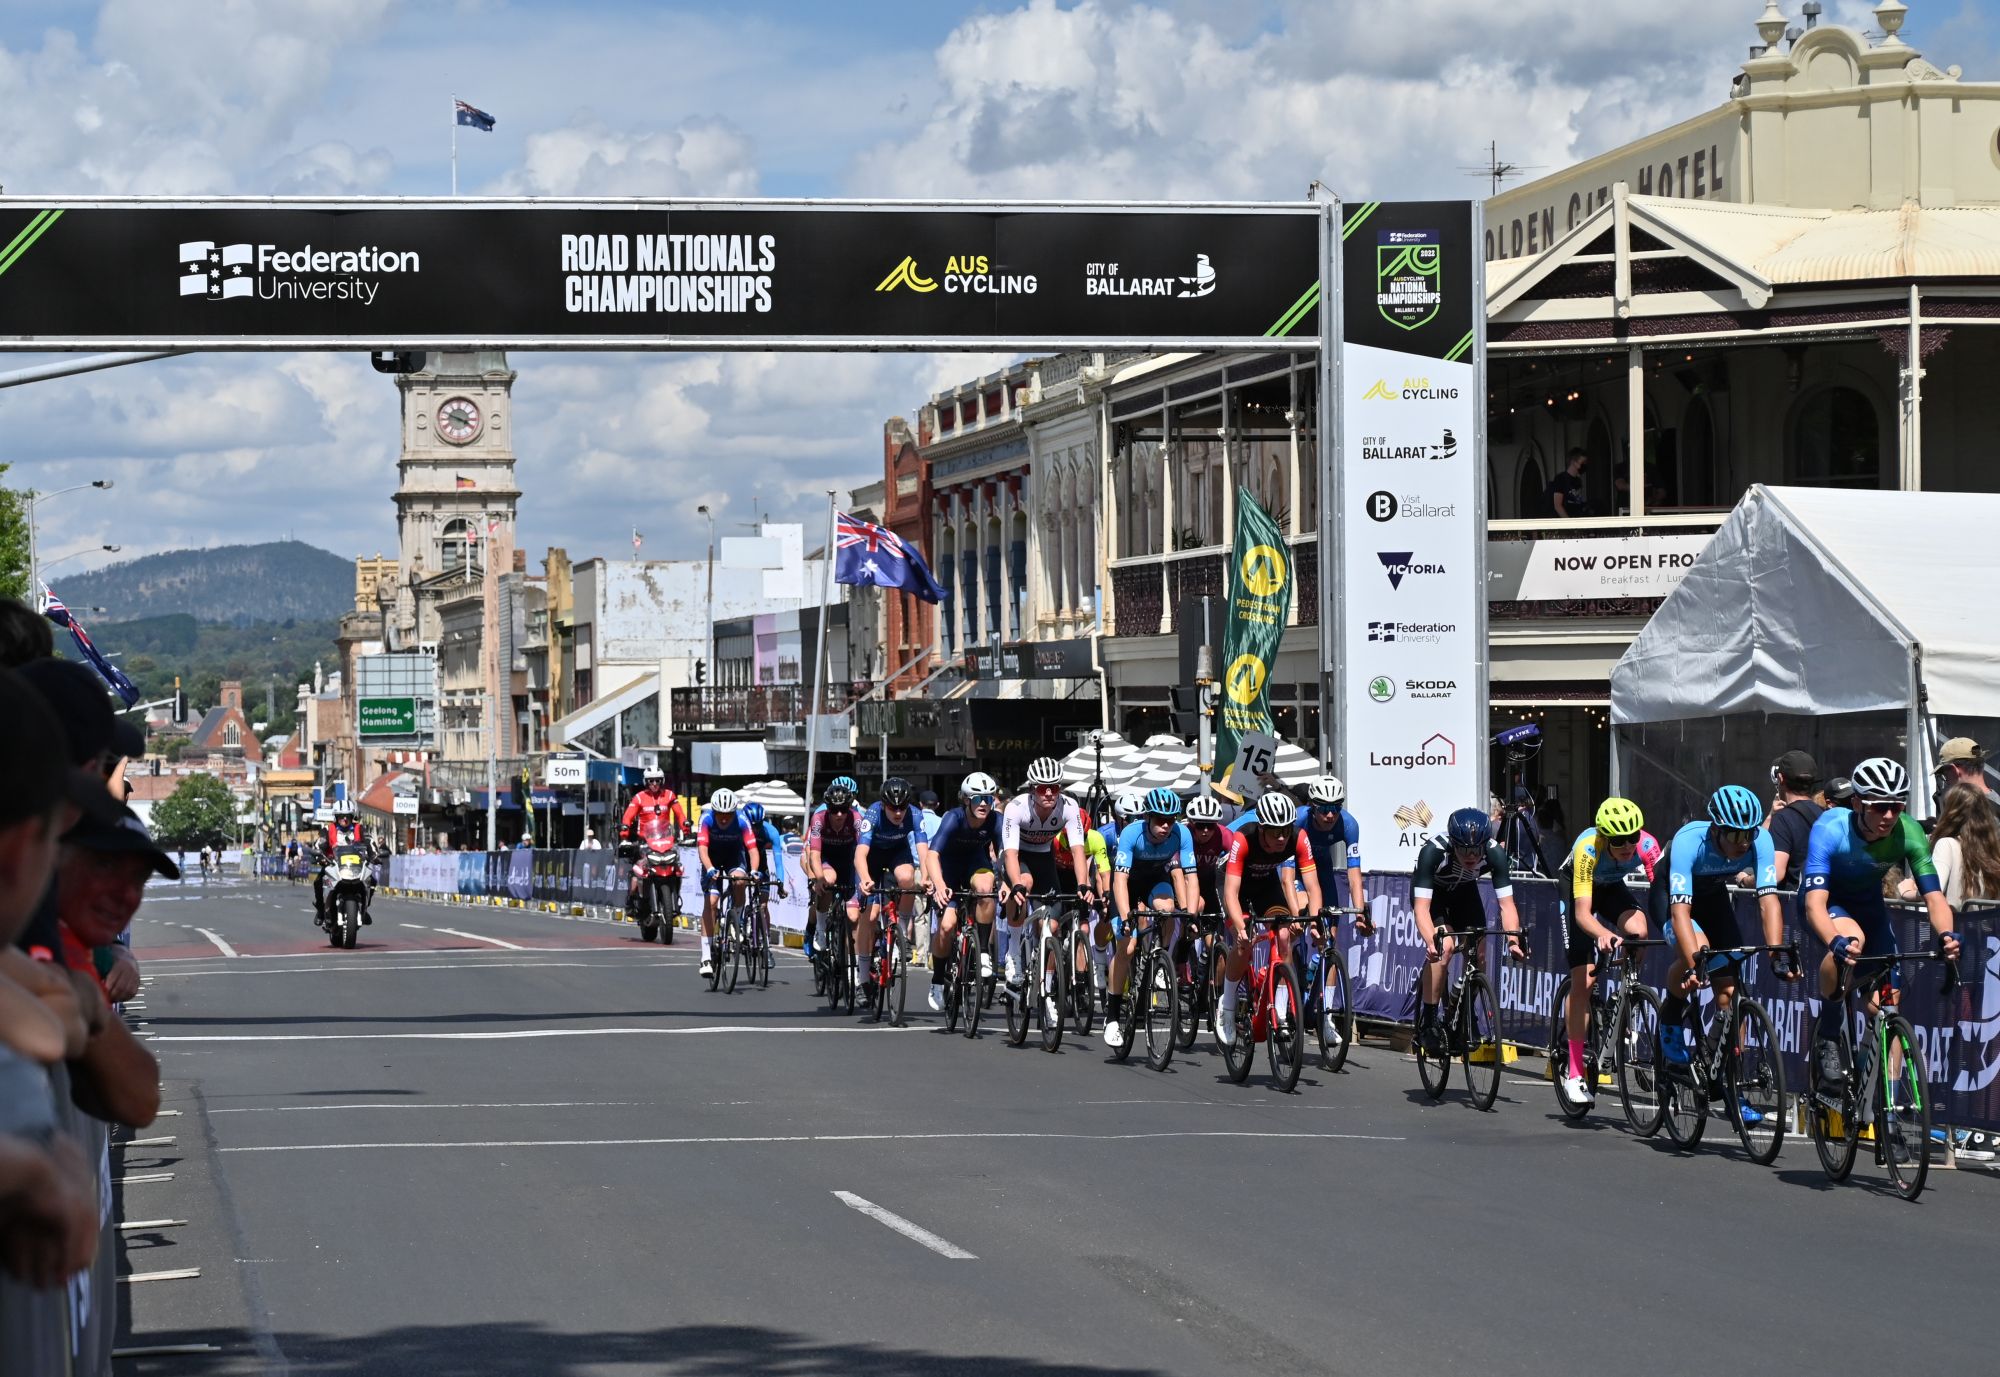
[1237,871,1293,920]
[1427,884,1489,936]
[1648,870,1742,963]
[1017,848,1059,896]
[1565,882,1645,968]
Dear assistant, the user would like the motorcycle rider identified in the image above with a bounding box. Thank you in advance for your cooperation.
[619,767,685,922]
[313,800,371,926]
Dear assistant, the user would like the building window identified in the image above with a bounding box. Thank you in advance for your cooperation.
[440,518,474,575]
[1789,386,1881,489]
[937,408,955,434]
[984,389,1003,419]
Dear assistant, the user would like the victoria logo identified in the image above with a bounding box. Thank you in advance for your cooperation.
[178,238,420,305]
[1370,733,1456,770]
[1377,551,1446,589]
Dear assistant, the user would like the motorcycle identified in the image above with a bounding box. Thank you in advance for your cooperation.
[625,840,682,944]
[322,844,371,950]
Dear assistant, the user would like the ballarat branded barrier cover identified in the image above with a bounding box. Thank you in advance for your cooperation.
[0,201,1321,350]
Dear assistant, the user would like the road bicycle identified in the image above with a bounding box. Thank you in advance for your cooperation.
[706,871,746,994]
[940,885,999,1039]
[1004,891,1081,1052]
[1302,905,1367,1074]
[1110,906,1186,1071]
[1807,942,1959,1201]
[1546,936,1670,1132]
[863,882,924,1028]
[737,874,775,991]
[811,879,856,1015]
[1061,894,1101,1039]
[1657,943,1796,1164]
[1415,926,1529,1112]
[1218,909,1309,1093]
[1175,907,1222,1053]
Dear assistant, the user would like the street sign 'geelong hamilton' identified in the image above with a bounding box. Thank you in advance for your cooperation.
[0,199,1322,351]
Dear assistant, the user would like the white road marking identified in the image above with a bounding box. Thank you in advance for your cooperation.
[138,944,641,964]
[400,923,431,930]
[156,1026,910,1043]
[116,1173,175,1183]
[209,1101,642,1115]
[118,1268,201,1283]
[220,1129,1406,1153]
[833,1191,976,1260]
[193,929,238,957]
[118,1136,176,1147]
[118,1220,186,1231]
[432,928,527,950]
[143,958,688,979]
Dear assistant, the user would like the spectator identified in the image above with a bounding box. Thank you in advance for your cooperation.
[1766,750,1824,888]
[1547,448,1591,518]
[1825,775,1855,810]
[1934,738,1999,828]
[0,598,53,668]
[1900,783,2000,908]
[579,830,603,851]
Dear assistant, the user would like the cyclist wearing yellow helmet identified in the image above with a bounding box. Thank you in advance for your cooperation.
[1555,798,1663,1106]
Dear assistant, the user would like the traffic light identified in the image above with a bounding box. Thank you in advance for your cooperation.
[695,658,707,686]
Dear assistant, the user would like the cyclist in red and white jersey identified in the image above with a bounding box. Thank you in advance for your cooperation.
[619,767,685,918]
[1215,792,1318,1046]
[998,757,1091,992]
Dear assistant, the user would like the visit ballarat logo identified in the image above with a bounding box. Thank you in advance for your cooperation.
[177,239,421,304]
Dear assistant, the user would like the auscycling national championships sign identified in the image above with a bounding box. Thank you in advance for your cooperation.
[0,199,1321,351]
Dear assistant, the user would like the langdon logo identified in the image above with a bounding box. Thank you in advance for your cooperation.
[1360,377,1460,402]
[1371,733,1456,771]
[1364,491,1457,523]
[1376,551,1446,589]
[1360,428,1456,461]
[178,239,420,304]
[1367,620,1456,645]
[1084,254,1216,298]
[877,254,1037,295]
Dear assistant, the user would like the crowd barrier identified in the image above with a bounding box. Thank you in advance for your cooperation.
[349,851,2000,1133]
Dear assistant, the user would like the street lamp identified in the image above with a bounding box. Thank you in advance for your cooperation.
[25,479,113,608]
[40,543,121,576]
[696,503,715,692]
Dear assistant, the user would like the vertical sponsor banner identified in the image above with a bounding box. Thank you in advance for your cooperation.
[1337,200,1483,871]
[1216,488,1292,777]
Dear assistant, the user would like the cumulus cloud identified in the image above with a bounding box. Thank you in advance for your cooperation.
[488,116,761,197]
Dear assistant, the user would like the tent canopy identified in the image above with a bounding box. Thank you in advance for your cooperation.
[1612,485,2000,726]
[735,779,807,816]
[1056,730,1323,797]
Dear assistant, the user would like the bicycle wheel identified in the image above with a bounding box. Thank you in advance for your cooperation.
[1068,927,1096,1038]
[1660,1005,1709,1148]
[886,926,909,1029]
[1174,943,1202,1052]
[1878,1015,1932,1201]
[1807,1027,1860,1181]
[1462,973,1502,1112]
[942,947,963,1034]
[1615,984,1667,1139]
[1039,928,1067,1054]
[1138,947,1178,1072]
[1005,936,1031,1046]
[1220,975,1255,1084]
[1415,999,1452,1101]
[1266,963,1305,1093]
[1727,998,1785,1166]
[959,929,982,1039]
[1317,953,1355,1075]
[705,919,723,992]
[722,912,740,995]
[1549,975,1589,1121]
[756,912,772,989]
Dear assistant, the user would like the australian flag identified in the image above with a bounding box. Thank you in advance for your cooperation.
[43,589,140,707]
[833,512,946,604]
[455,99,496,131]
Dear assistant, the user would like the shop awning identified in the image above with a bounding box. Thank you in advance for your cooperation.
[548,672,659,750]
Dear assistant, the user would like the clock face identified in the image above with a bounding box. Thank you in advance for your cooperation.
[436,397,482,445]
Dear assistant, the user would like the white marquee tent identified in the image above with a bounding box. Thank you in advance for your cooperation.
[1610,485,2000,819]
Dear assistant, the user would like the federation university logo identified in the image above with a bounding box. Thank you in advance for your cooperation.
[180,241,254,300]
[1377,229,1442,331]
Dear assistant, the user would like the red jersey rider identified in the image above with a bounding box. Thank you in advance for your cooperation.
[620,767,686,915]
[313,801,371,924]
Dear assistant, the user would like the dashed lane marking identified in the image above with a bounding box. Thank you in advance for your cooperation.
[219,1129,1407,1153]
[431,928,528,950]
[155,1025,911,1043]
[833,1191,976,1260]
[141,958,689,979]
[209,1100,643,1115]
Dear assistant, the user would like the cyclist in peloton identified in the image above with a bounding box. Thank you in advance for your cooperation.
[1184,793,1232,920]
[998,757,1092,994]
[741,801,787,902]
[924,772,1005,1012]
[1801,757,1960,1086]
[854,777,927,980]
[1411,808,1526,1057]
[1298,776,1366,916]
[1105,788,1198,1050]
[695,788,760,980]
[1555,797,1662,1105]
[1214,791,1317,1047]
[805,776,867,963]
[1650,785,1794,1077]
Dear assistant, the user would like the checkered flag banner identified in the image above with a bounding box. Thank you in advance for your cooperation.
[179,240,253,299]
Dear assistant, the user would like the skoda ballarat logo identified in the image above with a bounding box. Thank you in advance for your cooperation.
[1377,551,1445,589]
[1085,254,1216,298]
[1368,676,1395,703]
[180,239,419,304]
[877,254,1036,295]
[1377,229,1442,330]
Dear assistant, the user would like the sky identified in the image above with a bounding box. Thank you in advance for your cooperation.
[3,0,1994,584]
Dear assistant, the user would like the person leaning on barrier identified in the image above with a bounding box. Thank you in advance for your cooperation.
[1899,782,2000,909]
[1766,750,1824,889]
[1934,738,2000,831]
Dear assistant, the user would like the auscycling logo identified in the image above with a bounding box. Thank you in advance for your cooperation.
[178,239,421,304]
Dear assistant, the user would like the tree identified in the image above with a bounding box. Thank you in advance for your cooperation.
[151,774,238,847]
[0,465,29,603]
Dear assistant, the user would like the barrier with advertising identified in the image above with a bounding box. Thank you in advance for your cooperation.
[1335,200,1484,871]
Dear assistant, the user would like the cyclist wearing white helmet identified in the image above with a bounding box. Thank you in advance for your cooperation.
[619,766,686,924]
[1801,756,1958,1087]
[922,772,1006,1012]
[1299,776,1367,917]
[695,787,761,980]
[997,758,1091,992]
[1104,788,1197,1049]
[1212,790,1319,1046]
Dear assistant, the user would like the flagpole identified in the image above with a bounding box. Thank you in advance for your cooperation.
[802,492,837,817]
[450,94,458,196]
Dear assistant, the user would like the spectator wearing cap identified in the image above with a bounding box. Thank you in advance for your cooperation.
[51,808,168,1130]
[0,599,53,669]
[1934,738,2000,829]
[1767,750,1825,889]
[579,830,602,851]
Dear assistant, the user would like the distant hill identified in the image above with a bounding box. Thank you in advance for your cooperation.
[53,541,354,624]
[82,613,341,740]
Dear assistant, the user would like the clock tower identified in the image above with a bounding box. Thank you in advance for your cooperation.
[389,349,522,645]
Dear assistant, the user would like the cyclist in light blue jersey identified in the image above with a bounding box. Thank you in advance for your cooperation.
[1104,788,1196,1050]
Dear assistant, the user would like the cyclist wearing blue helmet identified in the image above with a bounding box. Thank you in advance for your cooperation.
[1104,787,1197,1050]
[805,776,869,961]
[854,777,928,980]
[741,802,788,903]
[1411,807,1525,1057]
[1648,784,1793,1068]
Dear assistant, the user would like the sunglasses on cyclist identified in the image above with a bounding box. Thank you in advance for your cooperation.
[1861,799,1905,816]
[1189,821,1218,833]
[966,794,996,807]
[1600,832,1639,848]
[1310,804,1341,815]
[1714,825,1758,845]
